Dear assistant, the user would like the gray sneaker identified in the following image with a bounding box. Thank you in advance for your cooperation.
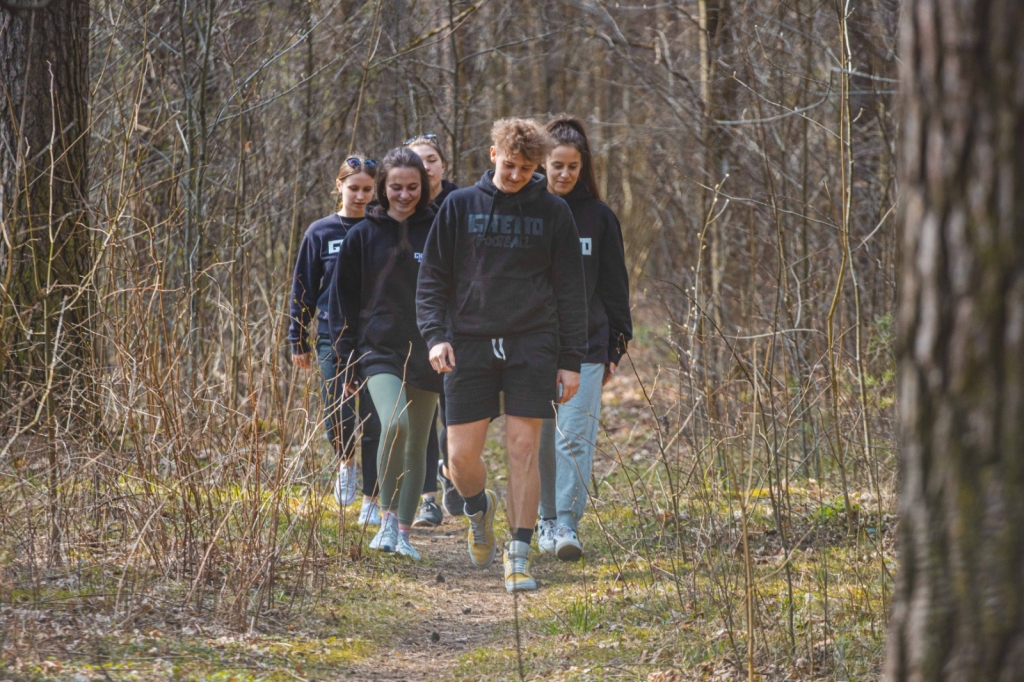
[412,497,443,528]
[554,525,583,562]
[439,463,465,517]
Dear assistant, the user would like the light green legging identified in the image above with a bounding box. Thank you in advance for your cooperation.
[366,374,439,527]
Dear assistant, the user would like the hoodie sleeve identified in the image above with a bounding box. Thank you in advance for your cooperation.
[287,229,322,355]
[328,227,362,369]
[596,206,632,365]
[416,200,456,349]
[550,203,588,372]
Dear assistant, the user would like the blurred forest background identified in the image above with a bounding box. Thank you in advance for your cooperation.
[0,0,901,679]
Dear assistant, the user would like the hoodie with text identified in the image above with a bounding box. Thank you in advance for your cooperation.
[561,182,633,365]
[328,205,442,393]
[416,171,587,372]
[287,213,361,354]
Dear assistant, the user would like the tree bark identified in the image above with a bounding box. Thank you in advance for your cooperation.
[885,0,1024,679]
[0,1,91,425]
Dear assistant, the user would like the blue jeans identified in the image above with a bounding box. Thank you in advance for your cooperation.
[538,363,604,529]
[316,336,379,496]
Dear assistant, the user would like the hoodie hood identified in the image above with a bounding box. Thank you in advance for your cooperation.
[475,169,548,200]
[562,181,592,204]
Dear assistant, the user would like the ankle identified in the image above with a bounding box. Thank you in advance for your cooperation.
[463,489,489,516]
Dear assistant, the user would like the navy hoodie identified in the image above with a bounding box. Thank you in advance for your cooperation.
[561,183,633,365]
[287,213,361,354]
[417,171,588,372]
[328,205,442,393]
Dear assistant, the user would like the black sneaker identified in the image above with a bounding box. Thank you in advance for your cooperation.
[413,497,443,527]
[438,462,465,518]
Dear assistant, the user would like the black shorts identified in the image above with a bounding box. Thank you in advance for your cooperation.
[444,332,558,424]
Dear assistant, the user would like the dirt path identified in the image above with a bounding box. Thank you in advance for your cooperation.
[340,515,547,681]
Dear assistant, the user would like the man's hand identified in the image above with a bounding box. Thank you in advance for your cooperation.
[556,369,580,404]
[602,362,617,386]
[429,342,456,373]
[343,379,360,397]
[292,352,312,370]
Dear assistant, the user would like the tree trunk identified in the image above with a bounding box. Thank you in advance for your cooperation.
[0,0,91,427]
[885,0,1024,679]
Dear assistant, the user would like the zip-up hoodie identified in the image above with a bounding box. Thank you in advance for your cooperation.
[417,170,588,372]
[328,205,442,393]
[287,213,361,354]
[561,183,633,365]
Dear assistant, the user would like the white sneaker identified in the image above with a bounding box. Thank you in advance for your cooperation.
[369,513,398,552]
[554,525,583,562]
[358,498,381,526]
[537,518,557,554]
[334,460,358,507]
[395,534,421,561]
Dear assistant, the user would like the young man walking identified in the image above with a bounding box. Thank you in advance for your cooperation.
[417,118,587,592]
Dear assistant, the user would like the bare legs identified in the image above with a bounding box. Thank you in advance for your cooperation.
[447,416,542,529]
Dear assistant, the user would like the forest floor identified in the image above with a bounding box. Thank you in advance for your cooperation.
[0,348,896,681]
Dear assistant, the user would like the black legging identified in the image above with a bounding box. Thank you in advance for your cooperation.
[420,395,448,495]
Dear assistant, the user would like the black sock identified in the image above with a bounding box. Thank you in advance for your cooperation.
[463,489,488,516]
[514,527,534,545]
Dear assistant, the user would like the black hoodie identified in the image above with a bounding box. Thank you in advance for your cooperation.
[434,179,458,207]
[287,213,361,354]
[417,171,587,372]
[328,205,442,393]
[561,183,633,365]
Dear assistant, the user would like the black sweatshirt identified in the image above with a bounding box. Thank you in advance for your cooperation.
[328,205,442,393]
[562,183,633,365]
[416,171,588,372]
[287,213,362,354]
[434,179,458,207]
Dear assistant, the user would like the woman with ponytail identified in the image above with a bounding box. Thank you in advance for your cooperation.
[288,155,382,527]
[537,116,633,561]
[328,148,441,560]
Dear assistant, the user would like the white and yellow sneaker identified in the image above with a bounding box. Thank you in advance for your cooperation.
[503,540,537,593]
[465,489,498,567]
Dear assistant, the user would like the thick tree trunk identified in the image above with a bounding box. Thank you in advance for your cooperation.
[885,0,1024,679]
[0,1,91,424]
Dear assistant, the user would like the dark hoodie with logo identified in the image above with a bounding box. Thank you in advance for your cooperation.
[416,171,587,372]
[561,183,633,365]
[288,213,362,354]
[328,205,442,393]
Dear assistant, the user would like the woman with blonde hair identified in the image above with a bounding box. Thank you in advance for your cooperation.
[288,155,382,526]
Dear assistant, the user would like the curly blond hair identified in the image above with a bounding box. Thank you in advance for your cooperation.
[491,118,553,165]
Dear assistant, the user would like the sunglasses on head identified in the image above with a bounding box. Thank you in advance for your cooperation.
[404,133,437,146]
[346,157,377,169]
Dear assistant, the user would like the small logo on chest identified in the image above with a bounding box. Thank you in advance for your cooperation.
[327,239,344,254]
[580,238,592,256]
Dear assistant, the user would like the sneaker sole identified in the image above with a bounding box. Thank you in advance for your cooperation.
[505,578,538,593]
[411,517,441,528]
[555,542,583,562]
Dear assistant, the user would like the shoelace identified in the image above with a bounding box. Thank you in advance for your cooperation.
[471,515,488,545]
[509,554,529,574]
[382,517,399,546]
